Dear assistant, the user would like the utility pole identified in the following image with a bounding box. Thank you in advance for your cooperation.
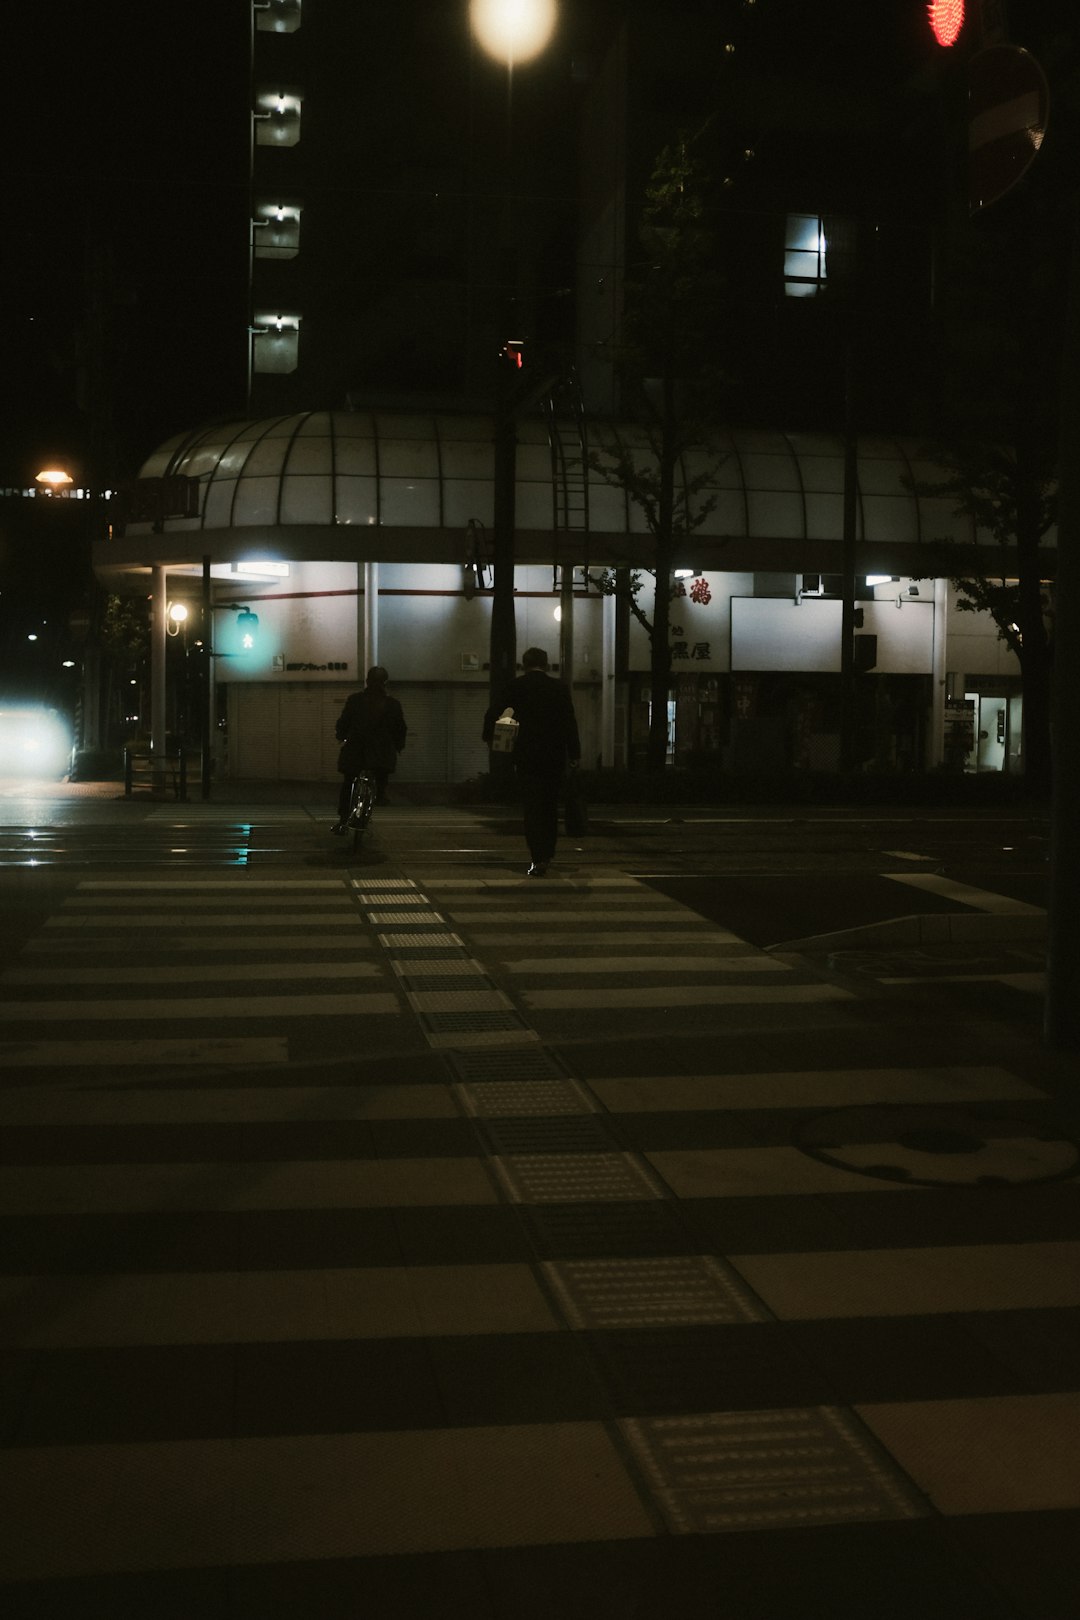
[1044,208,1080,1051]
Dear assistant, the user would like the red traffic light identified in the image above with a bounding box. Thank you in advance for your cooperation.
[927,0,964,48]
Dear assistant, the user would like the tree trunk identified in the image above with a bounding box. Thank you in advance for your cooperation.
[646,379,677,772]
[647,551,673,771]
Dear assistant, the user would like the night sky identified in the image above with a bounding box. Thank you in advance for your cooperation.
[3,0,250,485]
[2,0,1075,484]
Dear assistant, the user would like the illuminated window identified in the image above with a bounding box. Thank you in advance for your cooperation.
[252,313,301,374]
[254,201,302,260]
[254,88,302,147]
[784,214,827,298]
[255,0,302,33]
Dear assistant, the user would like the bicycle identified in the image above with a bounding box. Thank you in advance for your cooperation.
[333,768,376,853]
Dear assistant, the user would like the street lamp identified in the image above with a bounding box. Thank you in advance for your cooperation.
[469,0,557,65]
[34,468,75,495]
[468,0,559,755]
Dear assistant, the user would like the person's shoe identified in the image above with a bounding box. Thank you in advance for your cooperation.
[527,862,548,877]
[331,822,348,836]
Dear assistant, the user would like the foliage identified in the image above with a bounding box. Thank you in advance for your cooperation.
[99,593,149,665]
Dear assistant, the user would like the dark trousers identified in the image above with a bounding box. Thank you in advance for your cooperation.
[519,770,561,863]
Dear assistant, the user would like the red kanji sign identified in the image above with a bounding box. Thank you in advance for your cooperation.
[968,45,1049,214]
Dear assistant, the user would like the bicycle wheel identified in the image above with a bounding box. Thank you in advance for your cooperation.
[348,772,375,852]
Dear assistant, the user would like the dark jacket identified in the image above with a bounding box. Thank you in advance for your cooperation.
[336,688,407,775]
[485,669,580,776]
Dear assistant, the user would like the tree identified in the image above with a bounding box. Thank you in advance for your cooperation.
[588,133,729,772]
[914,210,1063,793]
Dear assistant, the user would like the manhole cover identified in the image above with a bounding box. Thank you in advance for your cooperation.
[795,1104,1079,1188]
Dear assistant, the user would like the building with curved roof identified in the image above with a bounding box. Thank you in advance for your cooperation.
[94,411,1047,783]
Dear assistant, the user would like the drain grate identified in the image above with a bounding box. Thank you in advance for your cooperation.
[540,1255,770,1330]
[491,1151,666,1204]
[444,1047,570,1084]
[621,1407,928,1534]
[455,1078,596,1117]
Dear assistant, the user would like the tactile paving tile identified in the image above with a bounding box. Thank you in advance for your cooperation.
[444,1046,571,1083]
[400,974,496,993]
[620,1407,929,1534]
[521,1201,691,1258]
[540,1255,771,1329]
[377,932,465,949]
[420,1010,530,1034]
[481,1116,618,1155]
[355,891,423,905]
[350,878,417,889]
[391,958,487,979]
[491,1151,666,1203]
[367,910,446,925]
[407,990,513,1014]
[455,1078,597,1117]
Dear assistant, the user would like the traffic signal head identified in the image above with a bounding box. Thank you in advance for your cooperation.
[236,608,259,651]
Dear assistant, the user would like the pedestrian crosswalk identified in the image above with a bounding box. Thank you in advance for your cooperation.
[0,865,1077,1610]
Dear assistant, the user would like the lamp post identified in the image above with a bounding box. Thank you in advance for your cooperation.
[468,1,559,748]
[33,463,103,761]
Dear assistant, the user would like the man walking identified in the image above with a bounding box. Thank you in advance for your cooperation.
[485,646,580,876]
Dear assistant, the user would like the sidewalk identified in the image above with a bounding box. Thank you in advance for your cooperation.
[0,808,1076,1616]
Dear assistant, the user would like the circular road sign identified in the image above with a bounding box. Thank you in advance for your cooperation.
[968,45,1050,214]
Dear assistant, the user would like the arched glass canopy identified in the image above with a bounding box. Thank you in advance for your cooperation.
[110,409,1043,573]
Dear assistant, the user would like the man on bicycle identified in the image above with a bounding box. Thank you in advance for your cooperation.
[333,666,407,831]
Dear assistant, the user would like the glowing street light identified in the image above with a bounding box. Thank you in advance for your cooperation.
[34,467,75,495]
[469,0,557,65]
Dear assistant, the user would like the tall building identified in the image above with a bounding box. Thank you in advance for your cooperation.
[92,0,1058,783]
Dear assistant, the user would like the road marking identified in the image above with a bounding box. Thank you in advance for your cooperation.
[732,1241,1080,1320]
[521,984,852,1010]
[0,1157,500,1213]
[0,993,400,1020]
[588,1066,1046,1112]
[0,1037,288,1068]
[0,1262,560,1347]
[883,873,1044,914]
[469,930,747,946]
[881,971,1045,992]
[502,956,790,975]
[79,880,346,890]
[3,961,384,985]
[45,912,362,929]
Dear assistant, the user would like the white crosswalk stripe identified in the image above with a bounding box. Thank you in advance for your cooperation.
[0,865,1075,1591]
